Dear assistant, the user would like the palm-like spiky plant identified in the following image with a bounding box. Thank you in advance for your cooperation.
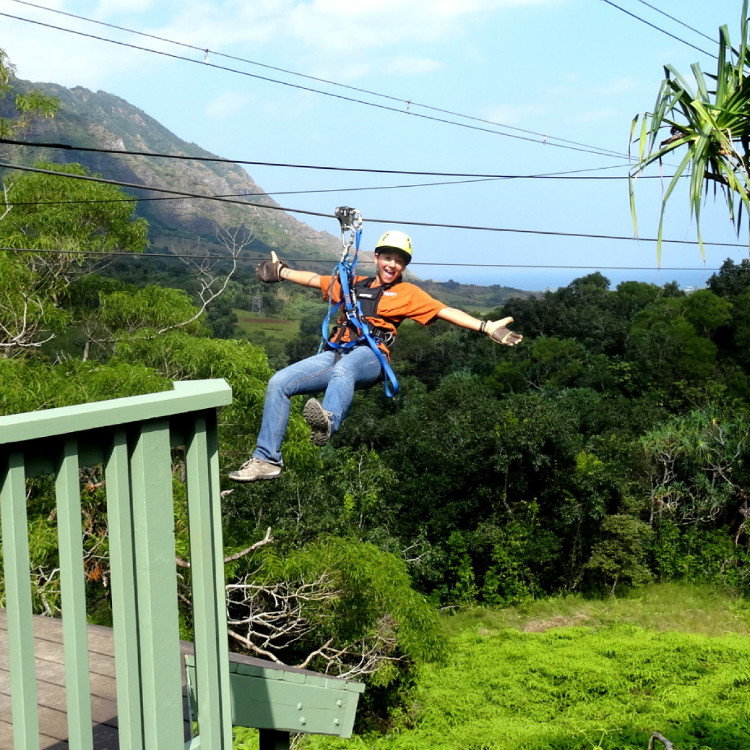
[630,1,750,261]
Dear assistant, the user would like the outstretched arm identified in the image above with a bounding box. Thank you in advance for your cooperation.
[280,267,322,289]
[437,306,484,331]
[257,251,322,289]
[437,306,523,346]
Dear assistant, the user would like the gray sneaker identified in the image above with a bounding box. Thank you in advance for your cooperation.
[228,457,282,483]
[303,398,333,447]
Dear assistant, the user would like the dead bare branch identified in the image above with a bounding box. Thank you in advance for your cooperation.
[227,627,284,663]
[156,223,250,334]
[648,731,677,750]
[224,527,274,563]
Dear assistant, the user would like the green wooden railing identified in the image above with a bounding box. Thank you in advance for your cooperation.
[0,379,233,750]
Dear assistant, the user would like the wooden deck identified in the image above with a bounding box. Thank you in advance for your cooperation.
[0,610,192,749]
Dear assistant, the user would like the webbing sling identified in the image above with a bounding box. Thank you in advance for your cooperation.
[320,207,400,397]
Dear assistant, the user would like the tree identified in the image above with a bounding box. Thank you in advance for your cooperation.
[164,223,248,334]
[641,409,749,529]
[584,514,653,595]
[97,285,208,336]
[222,537,444,686]
[0,355,170,417]
[611,280,666,319]
[627,298,720,387]
[0,49,58,139]
[681,289,732,337]
[707,257,750,299]
[0,162,148,354]
[629,1,750,257]
[503,273,632,357]
[204,295,238,338]
[729,288,750,368]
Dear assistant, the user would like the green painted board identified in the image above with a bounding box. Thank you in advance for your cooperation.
[185,657,364,738]
[0,379,232,445]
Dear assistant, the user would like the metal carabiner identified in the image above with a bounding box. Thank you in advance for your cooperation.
[335,206,362,233]
[335,206,363,262]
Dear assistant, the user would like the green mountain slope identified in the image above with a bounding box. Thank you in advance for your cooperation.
[3,77,534,305]
[4,78,342,268]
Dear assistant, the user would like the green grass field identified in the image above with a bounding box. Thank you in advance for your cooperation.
[233,309,300,342]
[232,584,750,750]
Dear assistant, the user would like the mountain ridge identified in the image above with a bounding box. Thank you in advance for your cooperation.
[3,77,535,304]
[5,78,344,267]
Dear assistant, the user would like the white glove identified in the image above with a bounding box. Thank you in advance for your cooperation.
[482,317,523,346]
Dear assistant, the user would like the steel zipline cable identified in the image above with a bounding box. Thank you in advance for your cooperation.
[6,0,634,161]
[0,137,645,180]
[4,0,725,182]
[0,245,733,274]
[11,0,626,158]
[599,0,717,59]
[0,137,679,214]
[630,0,717,45]
[0,137,633,179]
[0,5,631,161]
[1,136,660,208]
[0,160,747,252]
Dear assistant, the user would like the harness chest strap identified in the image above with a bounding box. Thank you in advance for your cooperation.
[349,277,400,346]
[322,274,401,396]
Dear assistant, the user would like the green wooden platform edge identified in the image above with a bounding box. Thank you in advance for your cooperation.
[185,655,365,739]
[0,379,232,445]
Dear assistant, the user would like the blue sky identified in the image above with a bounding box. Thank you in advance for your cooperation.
[1,0,749,291]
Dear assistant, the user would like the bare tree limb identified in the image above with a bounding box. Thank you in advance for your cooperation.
[227,627,284,663]
[224,527,274,563]
[176,527,274,569]
[648,731,676,750]
[156,223,249,334]
[0,182,12,221]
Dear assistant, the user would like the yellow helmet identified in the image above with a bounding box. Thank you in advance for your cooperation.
[375,230,413,265]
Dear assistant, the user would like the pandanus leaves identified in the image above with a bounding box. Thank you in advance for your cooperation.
[630,1,750,262]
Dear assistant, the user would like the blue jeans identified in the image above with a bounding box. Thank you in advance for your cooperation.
[253,346,383,465]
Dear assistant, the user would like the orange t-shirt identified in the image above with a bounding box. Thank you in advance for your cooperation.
[319,275,447,354]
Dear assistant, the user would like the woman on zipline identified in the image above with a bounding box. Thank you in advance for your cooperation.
[229,230,522,482]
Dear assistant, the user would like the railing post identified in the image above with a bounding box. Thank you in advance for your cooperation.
[0,380,234,750]
[0,451,40,750]
[56,437,94,750]
[130,418,184,749]
[106,427,144,750]
[184,411,233,747]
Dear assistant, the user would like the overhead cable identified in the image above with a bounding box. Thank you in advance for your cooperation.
[0,7,629,160]
[599,0,717,59]
[631,0,717,44]
[0,137,632,179]
[0,160,746,250]
[8,0,631,160]
[0,178,510,205]
[0,166,672,209]
[0,246,731,273]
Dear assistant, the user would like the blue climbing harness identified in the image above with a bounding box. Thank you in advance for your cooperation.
[319,207,400,397]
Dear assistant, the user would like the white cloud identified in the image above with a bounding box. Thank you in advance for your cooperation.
[549,73,639,101]
[594,76,638,97]
[566,107,618,124]
[281,0,541,53]
[94,0,155,15]
[205,90,249,119]
[0,0,556,97]
[483,103,549,127]
[134,0,555,77]
[385,57,443,76]
[0,0,161,88]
